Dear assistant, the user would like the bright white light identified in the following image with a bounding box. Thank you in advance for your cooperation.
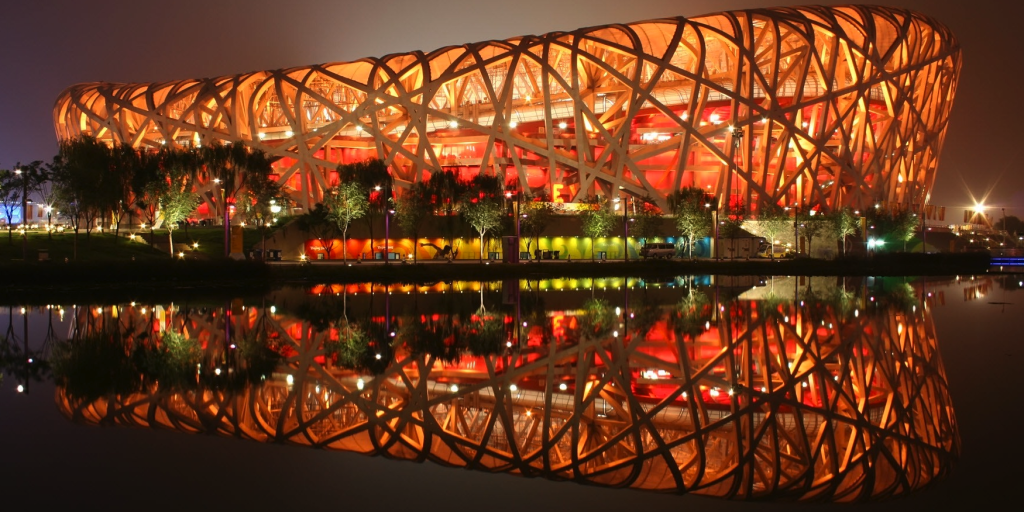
[450,384,459,392]
[214,368,222,376]
[286,375,294,385]
[16,385,24,393]
[709,388,720,397]
[709,113,720,124]
[270,306,276,314]
[558,121,567,129]
[448,120,459,129]
[558,383,568,391]
[509,121,518,128]
[509,384,518,392]
[356,379,365,390]
[285,130,293,137]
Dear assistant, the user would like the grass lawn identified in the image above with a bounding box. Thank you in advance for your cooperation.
[0,226,269,262]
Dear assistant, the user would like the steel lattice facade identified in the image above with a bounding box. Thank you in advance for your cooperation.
[54,4,960,213]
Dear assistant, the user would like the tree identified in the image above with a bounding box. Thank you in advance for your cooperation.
[425,169,468,247]
[580,196,616,260]
[827,207,859,257]
[200,141,275,257]
[237,168,288,257]
[394,182,431,262]
[56,136,116,242]
[996,215,1024,236]
[159,164,201,257]
[108,142,140,241]
[719,204,748,259]
[296,203,338,260]
[132,146,169,246]
[0,169,20,243]
[39,158,63,239]
[324,181,368,262]
[669,187,713,259]
[462,174,504,261]
[464,198,502,261]
[867,209,919,251]
[798,211,828,257]
[519,198,555,256]
[627,197,664,244]
[755,203,790,259]
[337,159,392,250]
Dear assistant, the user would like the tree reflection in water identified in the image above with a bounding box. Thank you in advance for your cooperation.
[45,277,957,502]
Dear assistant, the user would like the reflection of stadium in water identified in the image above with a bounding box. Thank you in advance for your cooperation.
[55,277,957,502]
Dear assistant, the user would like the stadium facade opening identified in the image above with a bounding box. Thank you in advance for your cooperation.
[54,4,960,214]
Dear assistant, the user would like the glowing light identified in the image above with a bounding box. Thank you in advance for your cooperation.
[558,121,567,129]
[450,384,459,392]
[356,379,365,390]
[509,384,518,392]
[448,120,459,129]
[286,375,294,385]
[509,120,518,128]
[558,383,568,391]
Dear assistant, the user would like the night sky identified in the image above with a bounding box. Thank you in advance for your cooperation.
[1,0,1021,215]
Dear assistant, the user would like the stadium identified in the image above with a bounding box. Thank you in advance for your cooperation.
[54,4,960,217]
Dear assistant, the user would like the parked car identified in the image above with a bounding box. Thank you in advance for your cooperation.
[640,242,677,259]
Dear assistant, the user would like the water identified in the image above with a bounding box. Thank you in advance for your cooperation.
[1,275,1021,510]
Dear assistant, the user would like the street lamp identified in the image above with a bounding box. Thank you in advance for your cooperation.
[385,209,395,265]
[617,186,628,261]
[705,200,719,260]
[212,178,229,257]
[14,168,29,260]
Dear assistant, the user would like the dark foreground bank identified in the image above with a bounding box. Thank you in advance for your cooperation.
[2,251,993,296]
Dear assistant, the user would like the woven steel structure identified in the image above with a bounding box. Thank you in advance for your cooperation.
[58,279,957,501]
[54,4,960,213]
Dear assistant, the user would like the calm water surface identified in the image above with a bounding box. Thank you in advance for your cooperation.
[1,275,1020,510]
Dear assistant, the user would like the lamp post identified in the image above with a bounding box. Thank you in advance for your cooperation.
[385,208,394,265]
[705,199,719,260]
[15,168,27,261]
[791,205,799,256]
[617,186,628,261]
[213,178,228,258]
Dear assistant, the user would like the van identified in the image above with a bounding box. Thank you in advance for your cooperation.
[756,242,792,259]
[640,242,676,259]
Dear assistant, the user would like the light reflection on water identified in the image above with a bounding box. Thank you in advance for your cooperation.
[0,275,982,502]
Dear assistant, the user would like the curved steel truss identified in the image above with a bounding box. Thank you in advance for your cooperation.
[53,5,959,213]
[58,280,957,501]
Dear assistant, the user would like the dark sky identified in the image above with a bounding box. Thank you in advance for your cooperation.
[1,0,1021,216]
